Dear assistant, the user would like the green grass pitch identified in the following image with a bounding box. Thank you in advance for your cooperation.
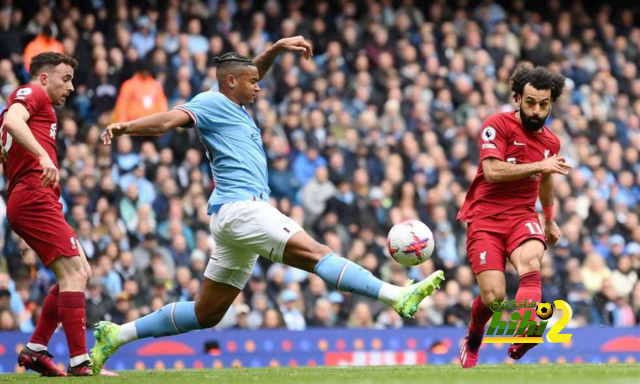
[1,364,638,383]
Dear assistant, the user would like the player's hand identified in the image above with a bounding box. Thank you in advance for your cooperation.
[39,156,59,189]
[275,36,313,60]
[544,219,562,245]
[538,155,572,175]
[101,123,129,146]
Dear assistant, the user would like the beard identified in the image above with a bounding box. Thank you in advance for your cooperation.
[519,103,547,132]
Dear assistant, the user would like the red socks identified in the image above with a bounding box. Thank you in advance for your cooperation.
[29,284,60,346]
[469,295,494,336]
[515,271,542,323]
[58,292,87,358]
[468,271,542,336]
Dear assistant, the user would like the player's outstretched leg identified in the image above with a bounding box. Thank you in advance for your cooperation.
[92,278,239,375]
[92,302,201,375]
[283,232,445,319]
[460,270,505,368]
[508,240,544,360]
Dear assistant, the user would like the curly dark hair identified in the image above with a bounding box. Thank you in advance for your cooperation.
[510,65,565,103]
[30,52,78,77]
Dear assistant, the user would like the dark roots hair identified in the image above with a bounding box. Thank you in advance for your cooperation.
[213,52,256,84]
[510,65,566,103]
[30,52,78,78]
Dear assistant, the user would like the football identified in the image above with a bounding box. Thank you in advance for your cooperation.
[386,220,435,266]
[536,302,554,320]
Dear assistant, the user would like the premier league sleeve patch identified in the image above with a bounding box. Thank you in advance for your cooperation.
[482,126,497,142]
[17,88,33,96]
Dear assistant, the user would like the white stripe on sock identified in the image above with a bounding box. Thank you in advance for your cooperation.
[377,283,401,306]
[69,354,89,367]
[336,263,349,291]
[117,322,139,345]
[170,303,181,334]
[26,342,47,352]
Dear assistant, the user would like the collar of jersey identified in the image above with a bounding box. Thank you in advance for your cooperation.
[216,90,244,109]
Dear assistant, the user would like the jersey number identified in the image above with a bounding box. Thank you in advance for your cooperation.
[525,222,543,235]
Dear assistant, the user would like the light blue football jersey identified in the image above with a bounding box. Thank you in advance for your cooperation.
[176,91,270,214]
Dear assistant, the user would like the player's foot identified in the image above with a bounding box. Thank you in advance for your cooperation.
[67,360,92,376]
[460,326,484,368]
[91,321,123,376]
[460,328,484,368]
[17,347,67,377]
[392,270,445,319]
[508,325,540,360]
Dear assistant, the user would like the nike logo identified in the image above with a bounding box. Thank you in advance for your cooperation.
[514,140,526,146]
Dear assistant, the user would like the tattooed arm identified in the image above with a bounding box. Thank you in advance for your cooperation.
[253,36,313,80]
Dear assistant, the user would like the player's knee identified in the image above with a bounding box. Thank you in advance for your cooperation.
[519,253,541,274]
[61,267,89,290]
[311,243,332,262]
[77,268,89,289]
[84,266,92,287]
[481,287,505,307]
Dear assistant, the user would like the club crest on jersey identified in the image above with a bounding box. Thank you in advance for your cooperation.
[482,126,496,142]
[50,123,57,139]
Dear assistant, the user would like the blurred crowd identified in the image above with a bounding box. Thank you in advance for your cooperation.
[0,0,639,333]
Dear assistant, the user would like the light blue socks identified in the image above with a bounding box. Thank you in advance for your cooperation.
[314,253,384,300]
[134,302,202,339]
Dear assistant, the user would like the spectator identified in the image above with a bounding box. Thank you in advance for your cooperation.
[301,166,335,227]
[112,62,168,122]
[23,25,63,71]
[279,290,305,331]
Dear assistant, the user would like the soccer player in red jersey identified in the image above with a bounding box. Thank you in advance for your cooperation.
[457,65,572,368]
[0,52,96,376]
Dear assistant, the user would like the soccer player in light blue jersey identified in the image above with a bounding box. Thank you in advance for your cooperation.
[91,36,444,374]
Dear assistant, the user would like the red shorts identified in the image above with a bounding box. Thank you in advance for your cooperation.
[466,213,547,275]
[6,187,79,266]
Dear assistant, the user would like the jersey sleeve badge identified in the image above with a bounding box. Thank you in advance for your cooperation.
[482,126,497,142]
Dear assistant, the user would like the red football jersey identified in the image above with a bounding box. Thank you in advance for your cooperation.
[457,111,561,223]
[0,85,60,197]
